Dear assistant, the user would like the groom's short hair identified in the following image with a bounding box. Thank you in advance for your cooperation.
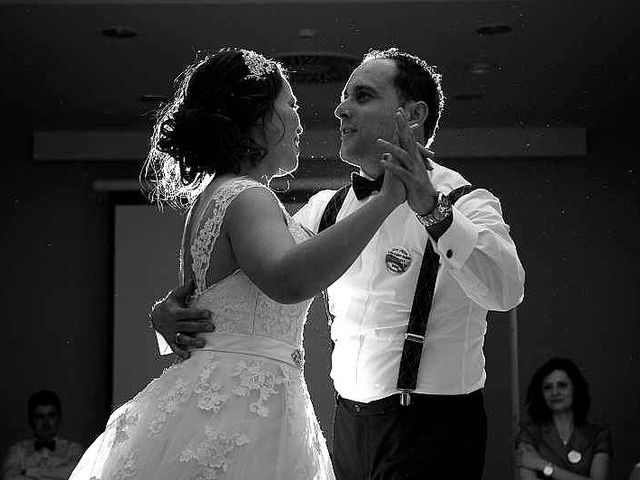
[362,48,444,147]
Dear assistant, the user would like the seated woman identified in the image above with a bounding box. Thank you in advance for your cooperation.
[516,357,612,480]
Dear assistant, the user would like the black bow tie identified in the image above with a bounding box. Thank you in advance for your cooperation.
[351,172,384,200]
[34,439,56,452]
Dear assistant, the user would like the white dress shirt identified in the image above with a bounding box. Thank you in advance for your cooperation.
[1,437,83,480]
[294,161,525,403]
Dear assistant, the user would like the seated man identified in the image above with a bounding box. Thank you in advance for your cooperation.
[1,391,83,480]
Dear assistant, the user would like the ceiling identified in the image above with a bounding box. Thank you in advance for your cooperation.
[0,0,638,135]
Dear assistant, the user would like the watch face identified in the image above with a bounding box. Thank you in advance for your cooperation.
[416,191,452,227]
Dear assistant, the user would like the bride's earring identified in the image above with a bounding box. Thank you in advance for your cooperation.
[270,173,291,193]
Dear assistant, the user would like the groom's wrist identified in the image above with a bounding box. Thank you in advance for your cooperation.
[413,193,437,216]
[416,192,453,241]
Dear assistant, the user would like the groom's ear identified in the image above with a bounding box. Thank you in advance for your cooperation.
[405,100,429,127]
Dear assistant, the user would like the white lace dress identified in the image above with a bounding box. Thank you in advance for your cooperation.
[70,178,335,480]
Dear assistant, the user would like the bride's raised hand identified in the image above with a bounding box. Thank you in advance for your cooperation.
[379,153,407,207]
[377,108,438,215]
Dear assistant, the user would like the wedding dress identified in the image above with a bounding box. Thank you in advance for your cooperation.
[70,177,335,480]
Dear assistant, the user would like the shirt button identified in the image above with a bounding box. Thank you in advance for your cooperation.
[446,249,453,258]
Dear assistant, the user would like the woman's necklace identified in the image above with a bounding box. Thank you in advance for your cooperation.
[554,415,574,445]
[559,425,574,445]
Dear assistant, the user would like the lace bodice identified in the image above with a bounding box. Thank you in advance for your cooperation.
[183,177,313,349]
[71,181,334,480]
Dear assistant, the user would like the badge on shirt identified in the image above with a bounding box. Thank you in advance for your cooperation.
[385,246,412,274]
[567,450,582,464]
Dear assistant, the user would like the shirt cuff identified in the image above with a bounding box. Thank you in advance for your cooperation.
[433,207,479,270]
[425,213,453,241]
[156,331,173,356]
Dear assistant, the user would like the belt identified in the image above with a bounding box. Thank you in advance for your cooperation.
[191,333,304,370]
[337,389,483,415]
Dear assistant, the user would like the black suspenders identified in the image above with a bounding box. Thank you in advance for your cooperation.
[396,184,473,405]
[317,183,473,405]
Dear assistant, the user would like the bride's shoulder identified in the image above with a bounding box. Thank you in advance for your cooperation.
[205,176,283,221]
[197,176,269,210]
[214,175,266,197]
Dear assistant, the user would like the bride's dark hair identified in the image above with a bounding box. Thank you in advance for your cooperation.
[142,48,286,208]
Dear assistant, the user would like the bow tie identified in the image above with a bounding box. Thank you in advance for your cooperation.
[351,172,384,200]
[34,439,56,452]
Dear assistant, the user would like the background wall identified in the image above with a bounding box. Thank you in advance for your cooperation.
[1,124,637,479]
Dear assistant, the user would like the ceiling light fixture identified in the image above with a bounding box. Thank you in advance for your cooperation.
[102,26,138,38]
[298,28,318,40]
[274,52,360,84]
[476,24,512,36]
[467,62,498,75]
[138,94,169,103]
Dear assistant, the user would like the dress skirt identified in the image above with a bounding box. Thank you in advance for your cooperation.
[70,339,334,480]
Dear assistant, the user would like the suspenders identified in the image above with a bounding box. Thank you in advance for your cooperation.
[318,183,474,405]
[396,184,473,405]
[318,184,350,329]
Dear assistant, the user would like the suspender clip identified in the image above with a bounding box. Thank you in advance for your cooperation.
[400,391,412,406]
[404,333,425,344]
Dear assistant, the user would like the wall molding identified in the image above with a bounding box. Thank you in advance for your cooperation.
[35,127,586,163]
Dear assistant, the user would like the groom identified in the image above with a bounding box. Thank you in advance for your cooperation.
[151,48,525,479]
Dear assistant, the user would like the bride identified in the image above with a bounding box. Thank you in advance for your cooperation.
[70,48,408,479]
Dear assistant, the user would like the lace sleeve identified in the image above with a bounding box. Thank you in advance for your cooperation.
[190,177,267,297]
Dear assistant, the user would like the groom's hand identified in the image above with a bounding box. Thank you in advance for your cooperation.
[376,108,438,215]
[150,281,214,360]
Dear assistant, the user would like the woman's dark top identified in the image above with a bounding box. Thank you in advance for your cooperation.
[517,421,612,477]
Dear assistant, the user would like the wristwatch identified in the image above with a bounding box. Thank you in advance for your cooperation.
[415,192,452,228]
[542,463,555,477]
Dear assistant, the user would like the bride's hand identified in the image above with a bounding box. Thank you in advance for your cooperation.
[377,108,438,215]
[379,153,407,206]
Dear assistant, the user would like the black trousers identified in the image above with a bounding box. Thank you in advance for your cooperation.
[332,390,487,480]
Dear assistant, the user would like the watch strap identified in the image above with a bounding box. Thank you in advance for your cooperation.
[417,185,473,240]
[415,192,451,228]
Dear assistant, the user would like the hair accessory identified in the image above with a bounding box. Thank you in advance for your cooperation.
[241,49,276,79]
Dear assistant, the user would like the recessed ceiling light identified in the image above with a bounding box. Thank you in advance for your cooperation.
[451,93,485,101]
[298,28,318,39]
[102,26,138,38]
[467,62,498,75]
[274,52,360,84]
[476,24,512,36]
[138,94,169,103]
